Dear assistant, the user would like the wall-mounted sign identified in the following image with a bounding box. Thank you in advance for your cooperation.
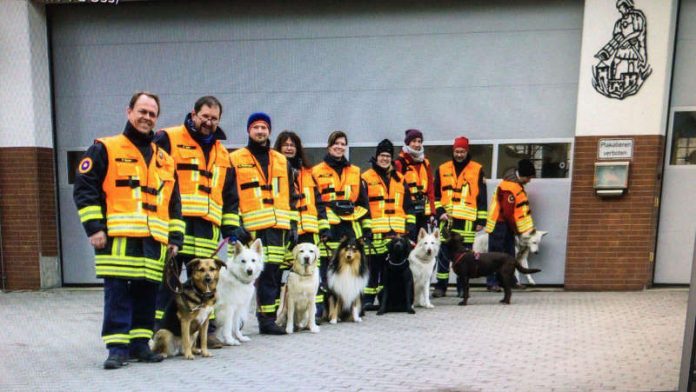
[591,0,651,99]
[598,138,634,160]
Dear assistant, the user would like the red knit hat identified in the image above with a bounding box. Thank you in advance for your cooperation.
[453,136,469,150]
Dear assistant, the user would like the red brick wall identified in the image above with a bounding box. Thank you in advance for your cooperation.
[565,135,663,290]
[0,147,58,290]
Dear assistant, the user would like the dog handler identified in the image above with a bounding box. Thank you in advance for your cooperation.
[153,96,245,349]
[394,129,436,240]
[361,139,414,309]
[229,113,296,335]
[311,131,371,296]
[73,92,184,369]
[433,136,488,297]
[274,130,329,316]
[485,158,537,284]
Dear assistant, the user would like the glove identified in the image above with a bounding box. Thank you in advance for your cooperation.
[362,228,373,242]
[231,226,252,244]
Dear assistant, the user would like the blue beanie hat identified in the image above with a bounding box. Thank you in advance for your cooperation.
[247,112,271,132]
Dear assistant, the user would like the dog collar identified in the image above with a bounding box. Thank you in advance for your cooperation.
[386,254,408,267]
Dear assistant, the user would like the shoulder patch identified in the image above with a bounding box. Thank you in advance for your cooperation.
[507,194,515,204]
[78,157,93,174]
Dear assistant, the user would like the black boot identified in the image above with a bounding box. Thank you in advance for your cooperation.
[104,348,129,370]
[129,343,164,363]
[258,317,287,335]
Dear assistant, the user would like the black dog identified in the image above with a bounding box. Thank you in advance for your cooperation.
[446,233,540,305]
[377,236,415,315]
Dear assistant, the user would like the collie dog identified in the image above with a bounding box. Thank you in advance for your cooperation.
[326,237,369,324]
[214,239,264,346]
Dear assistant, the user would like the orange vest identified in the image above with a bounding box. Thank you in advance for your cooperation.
[295,167,319,234]
[230,148,292,231]
[485,180,534,234]
[399,153,432,216]
[99,134,176,244]
[163,125,230,226]
[312,162,368,224]
[361,169,407,234]
[437,160,482,221]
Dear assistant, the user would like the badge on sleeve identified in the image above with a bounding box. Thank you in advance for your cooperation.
[78,157,93,174]
[507,194,515,204]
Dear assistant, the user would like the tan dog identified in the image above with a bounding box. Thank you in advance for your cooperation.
[151,258,225,360]
[276,242,321,334]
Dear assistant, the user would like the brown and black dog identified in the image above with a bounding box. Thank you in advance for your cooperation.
[326,237,369,324]
[446,233,540,305]
[152,258,225,360]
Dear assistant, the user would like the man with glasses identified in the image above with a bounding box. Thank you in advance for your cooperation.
[153,96,244,348]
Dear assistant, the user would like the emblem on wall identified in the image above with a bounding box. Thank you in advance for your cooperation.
[592,0,651,99]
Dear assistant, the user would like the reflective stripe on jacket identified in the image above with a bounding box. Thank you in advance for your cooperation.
[230,148,292,231]
[311,162,367,223]
[296,167,319,234]
[436,160,482,221]
[398,153,433,216]
[361,169,407,234]
[99,134,176,244]
[164,125,230,226]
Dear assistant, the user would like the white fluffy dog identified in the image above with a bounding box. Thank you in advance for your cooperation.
[214,239,264,346]
[473,229,548,284]
[276,242,320,334]
[409,227,440,308]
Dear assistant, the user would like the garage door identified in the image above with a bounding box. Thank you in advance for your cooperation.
[49,0,582,284]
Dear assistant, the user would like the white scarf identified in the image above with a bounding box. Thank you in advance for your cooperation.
[402,145,425,162]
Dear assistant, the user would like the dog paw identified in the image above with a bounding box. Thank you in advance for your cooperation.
[329,319,337,325]
[192,348,201,355]
[230,339,241,346]
[238,335,250,342]
[184,354,195,360]
[286,327,294,335]
[354,317,362,323]
[202,351,213,358]
[425,304,435,309]
[310,326,320,333]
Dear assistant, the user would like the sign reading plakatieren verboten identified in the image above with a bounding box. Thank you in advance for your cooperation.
[598,138,634,160]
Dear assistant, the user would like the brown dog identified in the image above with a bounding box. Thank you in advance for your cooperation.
[152,258,225,360]
[326,238,369,324]
[446,233,540,305]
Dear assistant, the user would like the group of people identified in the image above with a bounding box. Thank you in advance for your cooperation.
[73,92,537,370]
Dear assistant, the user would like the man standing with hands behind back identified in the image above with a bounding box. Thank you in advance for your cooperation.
[73,92,184,369]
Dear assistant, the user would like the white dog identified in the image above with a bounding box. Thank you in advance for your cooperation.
[214,239,264,346]
[276,242,321,334]
[409,227,440,308]
[473,229,548,284]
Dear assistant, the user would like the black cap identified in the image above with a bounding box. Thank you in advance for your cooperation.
[376,139,394,158]
[518,159,536,177]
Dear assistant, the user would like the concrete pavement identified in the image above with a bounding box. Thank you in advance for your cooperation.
[0,287,687,391]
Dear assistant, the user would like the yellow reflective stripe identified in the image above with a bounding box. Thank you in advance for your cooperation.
[78,205,103,222]
[221,213,240,227]
[263,245,286,264]
[361,219,372,229]
[516,216,534,233]
[315,295,324,304]
[406,214,416,224]
[436,272,449,279]
[434,201,443,209]
[363,287,378,295]
[129,328,153,339]
[259,304,276,313]
[169,219,185,234]
[477,210,488,219]
[103,334,130,344]
[318,219,330,231]
[155,310,164,320]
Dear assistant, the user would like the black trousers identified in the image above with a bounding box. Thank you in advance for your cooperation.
[102,277,158,353]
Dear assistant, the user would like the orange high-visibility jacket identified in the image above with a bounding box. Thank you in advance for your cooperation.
[295,167,320,234]
[312,162,367,224]
[485,180,534,234]
[163,125,230,226]
[361,169,407,234]
[99,134,176,244]
[230,148,292,231]
[436,160,482,221]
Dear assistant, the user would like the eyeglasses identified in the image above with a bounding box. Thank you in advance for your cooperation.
[196,113,219,125]
[282,143,296,148]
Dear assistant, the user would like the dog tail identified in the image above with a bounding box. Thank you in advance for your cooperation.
[515,263,541,274]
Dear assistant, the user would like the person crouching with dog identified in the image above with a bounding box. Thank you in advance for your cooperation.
[311,131,371,303]
[361,139,415,310]
[484,159,536,287]
[433,136,488,297]
[274,130,329,319]
[229,113,297,335]
[153,96,244,349]
[393,129,437,240]
[73,91,184,369]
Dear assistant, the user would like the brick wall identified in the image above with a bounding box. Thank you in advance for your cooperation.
[565,135,663,290]
[0,147,58,290]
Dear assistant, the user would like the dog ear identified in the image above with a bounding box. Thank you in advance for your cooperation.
[539,230,548,238]
[291,243,300,259]
[409,239,416,248]
[233,240,245,256]
[213,257,227,270]
[250,238,264,255]
[433,227,440,240]
[186,258,201,270]
[418,227,427,241]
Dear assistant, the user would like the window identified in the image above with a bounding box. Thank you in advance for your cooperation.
[670,111,696,165]
[304,147,328,168]
[496,143,571,179]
